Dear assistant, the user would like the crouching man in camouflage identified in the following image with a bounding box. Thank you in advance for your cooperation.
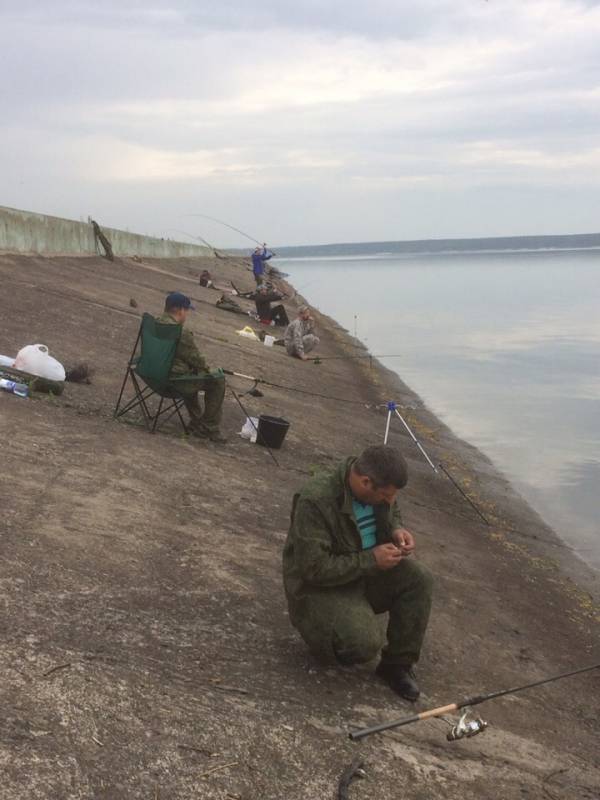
[282,445,433,700]
[284,306,320,360]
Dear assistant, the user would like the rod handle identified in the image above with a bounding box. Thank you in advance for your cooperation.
[349,703,458,741]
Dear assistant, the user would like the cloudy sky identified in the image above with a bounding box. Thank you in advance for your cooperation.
[2,0,600,246]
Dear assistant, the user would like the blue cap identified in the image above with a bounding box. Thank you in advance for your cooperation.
[165,291,195,310]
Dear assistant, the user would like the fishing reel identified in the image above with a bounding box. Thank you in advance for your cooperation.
[446,708,488,742]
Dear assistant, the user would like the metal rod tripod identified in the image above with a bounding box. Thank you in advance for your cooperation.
[383,401,438,473]
[382,401,491,525]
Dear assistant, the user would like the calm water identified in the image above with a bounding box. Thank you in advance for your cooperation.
[279,250,600,569]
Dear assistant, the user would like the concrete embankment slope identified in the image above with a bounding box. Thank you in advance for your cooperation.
[0,252,598,800]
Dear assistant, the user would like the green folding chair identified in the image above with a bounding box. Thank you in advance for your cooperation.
[114,312,208,434]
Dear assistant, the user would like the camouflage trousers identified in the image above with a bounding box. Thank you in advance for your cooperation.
[285,334,320,358]
[290,559,433,667]
[173,374,226,433]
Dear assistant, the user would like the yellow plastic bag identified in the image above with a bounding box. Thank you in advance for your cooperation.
[236,326,259,341]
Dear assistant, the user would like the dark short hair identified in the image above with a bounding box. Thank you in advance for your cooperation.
[354,445,408,489]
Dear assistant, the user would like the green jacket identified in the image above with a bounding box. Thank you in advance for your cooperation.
[282,458,403,607]
[156,312,209,375]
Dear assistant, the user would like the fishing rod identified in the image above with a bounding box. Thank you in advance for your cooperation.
[166,228,253,277]
[184,213,271,249]
[166,228,244,262]
[222,369,370,406]
[308,354,404,364]
[165,227,221,255]
[349,662,600,742]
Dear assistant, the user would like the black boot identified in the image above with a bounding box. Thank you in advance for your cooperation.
[375,662,420,702]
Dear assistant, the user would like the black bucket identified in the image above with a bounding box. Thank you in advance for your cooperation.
[256,415,290,449]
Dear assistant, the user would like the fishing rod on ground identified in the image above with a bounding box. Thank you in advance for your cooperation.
[349,662,600,742]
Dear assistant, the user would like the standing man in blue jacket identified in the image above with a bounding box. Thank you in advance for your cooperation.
[251,244,273,284]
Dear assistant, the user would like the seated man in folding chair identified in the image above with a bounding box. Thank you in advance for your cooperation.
[157,292,228,444]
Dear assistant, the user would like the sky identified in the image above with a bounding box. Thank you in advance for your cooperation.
[1,0,600,247]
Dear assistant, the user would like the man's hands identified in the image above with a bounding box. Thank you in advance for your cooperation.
[373,543,404,570]
[392,527,416,555]
[373,528,416,570]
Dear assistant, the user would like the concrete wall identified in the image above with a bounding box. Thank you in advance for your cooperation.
[0,205,212,258]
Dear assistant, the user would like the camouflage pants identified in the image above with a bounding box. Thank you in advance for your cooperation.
[290,559,433,667]
[172,374,226,432]
[286,334,320,358]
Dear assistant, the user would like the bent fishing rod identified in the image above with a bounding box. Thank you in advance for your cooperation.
[166,228,254,274]
[165,228,240,261]
[184,213,274,251]
[165,227,220,255]
[349,662,600,742]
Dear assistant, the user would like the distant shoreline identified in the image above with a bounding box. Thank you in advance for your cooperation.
[276,245,600,261]
[228,231,600,258]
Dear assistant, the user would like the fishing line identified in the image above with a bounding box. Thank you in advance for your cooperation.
[226,368,497,525]
[309,354,404,365]
[438,462,491,525]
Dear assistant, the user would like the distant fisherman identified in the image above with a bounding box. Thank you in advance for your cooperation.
[284,306,320,360]
[251,244,273,284]
[282,445,433,701]
[253,285,290,327]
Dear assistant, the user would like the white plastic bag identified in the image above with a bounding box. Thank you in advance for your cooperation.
[239,416,259,443]
[14,344,66,381]
[0,354,15,367]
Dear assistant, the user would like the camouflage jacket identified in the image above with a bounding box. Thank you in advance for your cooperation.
[284,317,315,355]
[156,312,209,375]
[282,458,403,603]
